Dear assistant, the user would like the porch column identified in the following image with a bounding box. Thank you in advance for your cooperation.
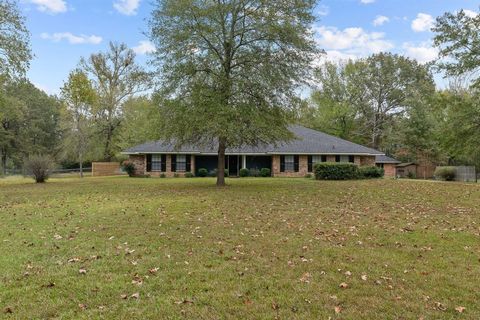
[242,155,247,169]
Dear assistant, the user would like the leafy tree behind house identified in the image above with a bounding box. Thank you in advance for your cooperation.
[433,9,480,88]
[149,0,320,186]
[80,42,151,161]
[60,70,98,177]
[301,53,436,153]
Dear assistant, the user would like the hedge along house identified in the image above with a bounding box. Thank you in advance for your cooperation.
[123,125,387,177]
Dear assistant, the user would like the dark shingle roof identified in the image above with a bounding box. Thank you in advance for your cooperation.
[375,155,401,164]
[124,125,384,156]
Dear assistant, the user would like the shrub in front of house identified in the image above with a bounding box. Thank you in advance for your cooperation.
[160,173,166,178]
[314,162,359,180]
[249,168,260,177]
[358,166,384,179]
[122,161,136,177]
[24,155,54,183]
[239,168,249,177]
[198,168,208,177]
[260,168,271,177]
[434,166,456,181]
[185,172,194,178]
[208,169,229,177]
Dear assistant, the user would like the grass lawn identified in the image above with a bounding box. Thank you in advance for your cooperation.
[0,177,479,319]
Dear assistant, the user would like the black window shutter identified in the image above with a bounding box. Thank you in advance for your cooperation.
[308,155,313,172]
[186,155,191,172]
[321,155,327,162]
[335,155,340,162]
[280,155,285,172]
[171,155,176,172]
[161,155,166,172]
[146,154,152,172]
[349,155,355,163]
[294,155,299,172]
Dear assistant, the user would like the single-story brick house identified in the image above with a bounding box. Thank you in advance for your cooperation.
[124,125,396,177]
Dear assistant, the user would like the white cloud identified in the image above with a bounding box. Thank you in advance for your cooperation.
[411,13,434,32]
[403,42,438,64]
[373,15,389,26]
[133,40,155,55]
[28,0,67,14]
[463,9,478,18]
[41,32,103,45]
[360,0,375,4]
[113,0,141,16]
[315,26,394,60]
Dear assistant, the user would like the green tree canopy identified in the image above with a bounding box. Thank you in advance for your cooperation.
[433,9,480,88]
[0,0,32,79]
[80,42,151,161]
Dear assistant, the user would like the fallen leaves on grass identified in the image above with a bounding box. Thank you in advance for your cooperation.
[174,299,194,305]
[334,306,342,314]
[299,272,312,283]
[455,306,466,313]
[3,307,13,314]
[339,282,349,289]
[79,269,87,275]
[78,304,87,310]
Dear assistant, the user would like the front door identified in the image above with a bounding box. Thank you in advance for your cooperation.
[227,155,239,176]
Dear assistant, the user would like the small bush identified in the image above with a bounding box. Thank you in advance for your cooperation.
[185,172,194,178]
[160,173,166,178]
[122,161,136,177]
[197,168,208,177]
[173,173,180,178]
[407,171,416,179]
[358,166,384,179]
[314,162,358,180]
[208,169,229,177]
[260,168,271,177]
[249,168,260,177]
[434,166,456,181]
[304,173,313,179]
[239,168,249,177]
[24,155,54,183]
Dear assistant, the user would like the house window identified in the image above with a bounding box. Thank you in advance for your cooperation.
[151,155,162,171]
[176,155,187,172]
[284,155,295,171]
[339,155,352,163]
[312,155,324,164]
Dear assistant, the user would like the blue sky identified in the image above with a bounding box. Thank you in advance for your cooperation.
[20,0,478,95]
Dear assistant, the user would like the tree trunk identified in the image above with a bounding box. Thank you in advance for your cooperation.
[216,138,226,187]
[104,126,112,162]
[79,152,84,178]
[1,150,6,176]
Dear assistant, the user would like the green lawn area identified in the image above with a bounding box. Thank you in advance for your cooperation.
[0,177,479,319]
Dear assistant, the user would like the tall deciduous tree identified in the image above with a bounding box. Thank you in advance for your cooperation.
[80,42,151,161]
[119,96,162,150]
[149,0,320,186]
[306,54,435,150]
[0,0,32,79]
[61,70,97,177]
[433,9,480,88]
[301,62,359,142]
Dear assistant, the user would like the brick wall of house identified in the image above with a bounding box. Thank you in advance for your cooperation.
[360,156,376,166]
[383,164,396,177]
[129,155,146,176]
[272,155,308,177]
[147,154,196,177]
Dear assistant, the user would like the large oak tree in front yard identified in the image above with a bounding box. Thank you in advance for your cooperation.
[149,0,320,186]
